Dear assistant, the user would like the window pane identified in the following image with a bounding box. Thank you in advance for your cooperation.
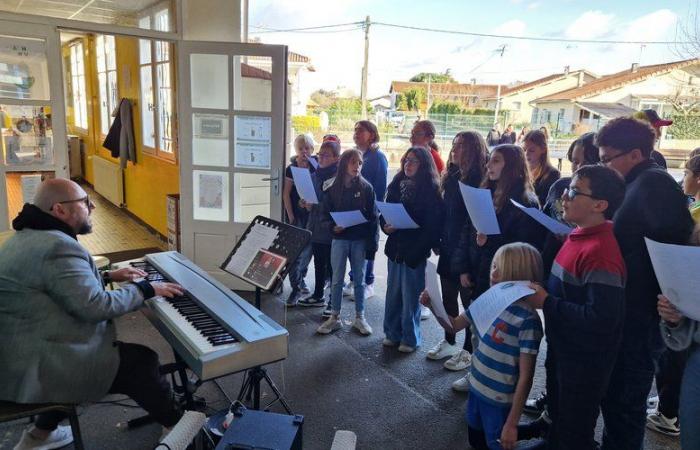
[0,35,50,100]
[193,113,229,167]
[96,36,105,72]
[154,9,170,32]
[106,35,116,70]
[98,72,108,135]
[69,43,87,129]
[140,65,155,148]
[138,16,151,30]
[108,70,118,115]
[155,40,169,63]
[1,104,53,166]
[233,55,272,112]
[193,170,229,222]
[190,54,228,110]
[157,63,173,153]
[234,173,270,223]
[139,39,151,65]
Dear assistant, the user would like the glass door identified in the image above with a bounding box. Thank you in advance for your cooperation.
[0,20,67,230]
[178,41,287,289]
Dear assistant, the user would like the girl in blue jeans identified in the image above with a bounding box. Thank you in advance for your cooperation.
[317,149,376,336]
[381,147,443,352]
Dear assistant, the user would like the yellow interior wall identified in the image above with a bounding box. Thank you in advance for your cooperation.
[63,35,179,237]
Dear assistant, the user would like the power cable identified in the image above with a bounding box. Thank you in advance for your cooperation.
[250,22,363,34]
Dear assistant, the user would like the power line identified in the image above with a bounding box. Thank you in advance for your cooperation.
[249,19,693,45]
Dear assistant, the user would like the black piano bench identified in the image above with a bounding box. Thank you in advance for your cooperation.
[0,401,85,450]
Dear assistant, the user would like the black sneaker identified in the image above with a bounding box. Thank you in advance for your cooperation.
[524,391,547,415]
[298,295,326,307]
[517,412,551,440]
[285,290,301,307]
[321,303,333,318]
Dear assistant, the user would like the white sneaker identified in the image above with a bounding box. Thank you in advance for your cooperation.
[426,339,460,360]
[398,344,416,353]
[364,284,375,299]
[452,373,471,392]
[342,281,354,298]
[444,349,471,371]
[646,411,680,437]
[352,316,373,335]
[647,395,659,410]
[14,425,74,450]
[317,316,342,334]
[383,338,399,347]
[420,305,431,320]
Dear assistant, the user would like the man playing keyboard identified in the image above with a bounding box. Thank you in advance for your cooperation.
[0,178,184,450]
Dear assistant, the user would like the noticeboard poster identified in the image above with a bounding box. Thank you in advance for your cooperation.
[234,115,271,169]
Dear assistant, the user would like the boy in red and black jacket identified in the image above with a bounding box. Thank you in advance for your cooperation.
[524,165,627,450]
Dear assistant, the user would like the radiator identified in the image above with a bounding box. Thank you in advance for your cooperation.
[91,156,124,207]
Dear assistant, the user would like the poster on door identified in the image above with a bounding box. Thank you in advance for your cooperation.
[193,170,229,222]
[234,115,271,169]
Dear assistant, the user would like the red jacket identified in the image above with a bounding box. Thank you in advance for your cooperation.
[430,148,445,174]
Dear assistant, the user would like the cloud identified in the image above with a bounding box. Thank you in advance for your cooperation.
[620,9,677,42]
[565,10,615,40]
[528,2,541,10]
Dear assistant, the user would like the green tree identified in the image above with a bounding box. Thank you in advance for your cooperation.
[404,88,426,111]
[394,93,408,111]
[409,70,456,83]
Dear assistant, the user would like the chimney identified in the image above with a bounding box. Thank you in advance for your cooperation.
[470,78,477,86]
[631,63,639,73]
[577,71,585,87]
[564,65,570,75]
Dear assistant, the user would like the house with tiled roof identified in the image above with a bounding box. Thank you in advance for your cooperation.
[482,68,598,125]
[530,59,700,134]
[389,80,499,110]
[248,51,315,115]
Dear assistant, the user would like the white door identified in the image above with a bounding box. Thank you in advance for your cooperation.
[0,20,68,230]
[178,41,287,289]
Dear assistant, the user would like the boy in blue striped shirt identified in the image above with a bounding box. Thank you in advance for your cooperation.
[422,242,543,450]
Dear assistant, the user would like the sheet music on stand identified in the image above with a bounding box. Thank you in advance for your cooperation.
[221,216,311,292]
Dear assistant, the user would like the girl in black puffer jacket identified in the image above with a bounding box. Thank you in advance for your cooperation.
[428,132,488,370]
[381,147,443,352]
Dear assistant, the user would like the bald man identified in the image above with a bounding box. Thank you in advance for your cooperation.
[0,179,184,450]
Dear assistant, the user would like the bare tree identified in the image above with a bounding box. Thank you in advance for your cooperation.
[674,2,700,59]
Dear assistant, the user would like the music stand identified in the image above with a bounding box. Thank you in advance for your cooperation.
[221,216,311,414]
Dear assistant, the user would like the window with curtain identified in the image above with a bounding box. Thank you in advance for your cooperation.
[69,42,88,130]
[96,35,118,136]
[138,8,175,161]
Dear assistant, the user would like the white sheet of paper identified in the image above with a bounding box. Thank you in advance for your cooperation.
[330,210,368,228]
[458,183,501,235]
[468,281,535,338]
[511,199,573,235]
[376,201,419,229]
[307,157,319,169]
[224,223,279,276]
[424,261,453,331]
[290,166,319,204]
[645,238,700,322]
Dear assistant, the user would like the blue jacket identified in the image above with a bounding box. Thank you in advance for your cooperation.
[361,146,388,202]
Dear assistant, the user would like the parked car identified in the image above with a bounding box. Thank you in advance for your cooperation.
[384,111,405,128]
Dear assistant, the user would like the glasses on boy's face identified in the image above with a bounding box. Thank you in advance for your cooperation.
[599,150,631,165]
[562,187,596,201]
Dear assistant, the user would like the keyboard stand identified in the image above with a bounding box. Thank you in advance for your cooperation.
[236,287,292,414]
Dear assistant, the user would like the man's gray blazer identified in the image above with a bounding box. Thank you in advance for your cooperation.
[0,229,146,404]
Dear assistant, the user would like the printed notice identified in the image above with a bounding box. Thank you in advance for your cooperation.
[646,238,700,322]
[458,183,500,235]
[234,115,271,169]
[193,170,229,222]
[468,281,535,338]
[224,223,279,277]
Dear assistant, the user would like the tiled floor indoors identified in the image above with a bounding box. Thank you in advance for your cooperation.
[0,184,680,450]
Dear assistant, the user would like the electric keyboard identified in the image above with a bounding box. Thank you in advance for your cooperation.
[118,251,288,380]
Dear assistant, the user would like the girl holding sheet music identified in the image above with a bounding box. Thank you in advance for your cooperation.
[420,242,544,450]
[381,147,443,353]
[317,149,376,336]
[430,132,488,381]
[469,145,546,300]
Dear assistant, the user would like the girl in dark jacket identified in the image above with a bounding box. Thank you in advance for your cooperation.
[298,140,340,310]
[469,145,546,299]
[428,132,488,375]
[381,147,443,352]
[317,149,376,336]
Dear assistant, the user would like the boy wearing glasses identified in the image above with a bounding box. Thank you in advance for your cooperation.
[595,117,693,450]
[524,165,627,449]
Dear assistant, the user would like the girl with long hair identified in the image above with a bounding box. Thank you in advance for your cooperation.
[523,129,560,207]
[317,150,376,336]
[428,132,488,381]
[342,120,389,300]
[381,147,443,352]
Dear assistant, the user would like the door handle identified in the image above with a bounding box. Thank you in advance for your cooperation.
[262,168,281,195]
[260,176,278,181]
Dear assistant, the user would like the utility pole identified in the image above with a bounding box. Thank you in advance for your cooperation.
[360,15,370,120]
[426,73,431,117]
[493,44,507,127]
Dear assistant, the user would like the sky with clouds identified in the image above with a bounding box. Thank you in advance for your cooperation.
[249,0,697,98]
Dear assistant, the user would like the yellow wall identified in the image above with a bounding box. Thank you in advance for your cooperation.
[63,35,179,236]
